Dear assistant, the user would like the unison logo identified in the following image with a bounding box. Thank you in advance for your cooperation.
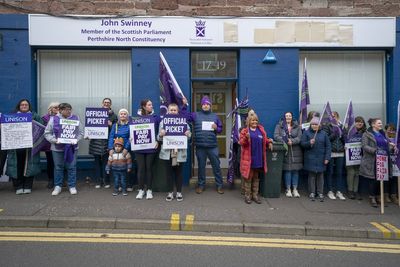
[195,20,206,37]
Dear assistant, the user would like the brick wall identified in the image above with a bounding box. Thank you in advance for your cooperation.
[0,0,399,16]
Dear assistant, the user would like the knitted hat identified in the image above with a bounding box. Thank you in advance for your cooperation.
[201,96,212,106]
[118,108,129,116]
[310,117,320,125]
[114,137,124,146]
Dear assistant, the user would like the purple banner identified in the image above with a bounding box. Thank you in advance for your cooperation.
[343,101,357,143]
[0,113,32,124]
[31,120,47,156]
[299,58,310,125]
[162,115,187,136]
[85,107,108,127]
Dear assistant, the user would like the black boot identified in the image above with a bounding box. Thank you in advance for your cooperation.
[369,196,378,208]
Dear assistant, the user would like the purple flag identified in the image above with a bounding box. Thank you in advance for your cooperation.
[320,102,342,137]
[159,52,186,117]
[31,120,47,156]
[343,100,356,142]
[299,58,310,125]
[396,101,400,169]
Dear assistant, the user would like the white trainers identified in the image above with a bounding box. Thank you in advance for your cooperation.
[51,186,62,196]
[327,191,336,200]
[285,189,293,197]
[292,189,300,198]
[23,189,32,194]
[336,191,346,200]
[176,192,183,202]
[146,189,153,200]
[69,187,77,195]
[95,185,101,189]
[166,192,174,201]
[136,189,145,199]
[16,189,24,195]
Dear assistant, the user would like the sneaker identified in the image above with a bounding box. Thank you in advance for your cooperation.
[95,185,101,189]
[216,187,224,194]
[23,189,31,194]
[51,186,62,196]
[112,191,118,196]
[309,193,315,201]
[122,191,128,196]
[104,184,111,189]
[136,189,145,199]
[176,192,183,202]
[15,189,24,195]
[292,189,300,198]
[69,187,77,195]
[146,189,153,200]
[127,187,133,192]
[318,193,324,202]
[166,192,174,201]
[196,187,204,194]
[336,191,346,200]
[285,189,293,197]
[327,191,336,200]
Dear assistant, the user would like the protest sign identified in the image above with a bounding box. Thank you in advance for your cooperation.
[345,142,362,166]
[376,149,389,181]
[84,108,109,139]
[1,113,33,150]
[57,118,80,144]
[130,116,156,151]
[161,115,188,150]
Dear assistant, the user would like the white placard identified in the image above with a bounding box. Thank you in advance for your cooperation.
[202,121,214,131]
[130,122,157,151]
[57,119,80,144]
[1,114,33,150]
[162,136,188,150]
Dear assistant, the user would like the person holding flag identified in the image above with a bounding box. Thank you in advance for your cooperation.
[274,111,303,198]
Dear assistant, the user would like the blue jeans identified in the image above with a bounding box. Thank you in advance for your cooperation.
[52,150,77,188]
[284,170,299,189]
[196,146,223,188]
[326,156,345,192]
[113,170,127,192]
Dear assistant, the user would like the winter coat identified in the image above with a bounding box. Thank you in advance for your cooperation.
[157,120,191,162]
[193,110,222,148]
[6,112,43,178]
[359,128,393,179]
[108,122,130,151]
[301,127,331,173]
[89,108,118,156]
[239,125,270,179]
[273,119,303,171]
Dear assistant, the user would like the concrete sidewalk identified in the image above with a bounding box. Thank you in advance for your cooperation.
[0,180,399,240]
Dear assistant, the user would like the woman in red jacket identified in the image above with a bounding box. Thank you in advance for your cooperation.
[240,113,272,204]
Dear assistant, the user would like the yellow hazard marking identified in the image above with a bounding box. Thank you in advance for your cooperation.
[0,209,3,213]
[183,215,194,231]
[0,231,400,254]
[382,223,400,239]
[170,213,180,231]
[370,222,391,239]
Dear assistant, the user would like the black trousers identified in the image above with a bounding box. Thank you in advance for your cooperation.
[136,153,156,190]
[166,161,183,192]
[13,149,33,190]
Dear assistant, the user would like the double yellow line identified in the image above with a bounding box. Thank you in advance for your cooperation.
[170,213,194,231]
[0,231,400,254]
[371,222,400,239]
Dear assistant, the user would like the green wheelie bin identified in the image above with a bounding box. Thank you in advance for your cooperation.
[260,142,286,198]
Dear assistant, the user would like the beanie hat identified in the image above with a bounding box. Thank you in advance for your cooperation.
[310,117,320,125]
[201,96,212,106]
[118,108,129,116]
[114,137,124,146]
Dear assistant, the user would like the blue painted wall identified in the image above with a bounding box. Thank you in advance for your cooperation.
[388,18,400,125]
[238,48,300,136]
[0,14,35,113]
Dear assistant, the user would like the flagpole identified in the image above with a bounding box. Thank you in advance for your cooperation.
[160,52,184,96]
[343,99,351,130]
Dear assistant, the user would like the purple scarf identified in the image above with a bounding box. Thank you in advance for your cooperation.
[53,115,79,163]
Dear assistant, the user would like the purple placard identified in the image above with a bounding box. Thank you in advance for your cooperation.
[130,116,156,151]
[85,108,108,127]
[376,149,389,181]
[0,113,32,124]
[57,118,80,144]
[162,115,187,136]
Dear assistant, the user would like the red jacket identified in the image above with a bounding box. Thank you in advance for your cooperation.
[239,125,270,180]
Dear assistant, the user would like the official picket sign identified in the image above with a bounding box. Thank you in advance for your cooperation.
[0,113,33,150]
[376,149,389,181]
[345,142,362,166]
[84,107,109,139]
[162,115,188,149]
[130,116,156,151]
[57,118,80,144]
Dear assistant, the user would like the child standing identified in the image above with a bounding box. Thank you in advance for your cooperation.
[106,137,132,196]
[158,103,191,202]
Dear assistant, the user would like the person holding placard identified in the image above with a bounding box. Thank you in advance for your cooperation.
[345,116,366,200]
[89,98,118,189]
[158,103,191,202]
[44,103,83,196]
[301,117,331,202]
[360,118,395,207]
[385,123,399,204]
[41,102,60,189]
[6,99,43,195]
[134,99,160,200]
